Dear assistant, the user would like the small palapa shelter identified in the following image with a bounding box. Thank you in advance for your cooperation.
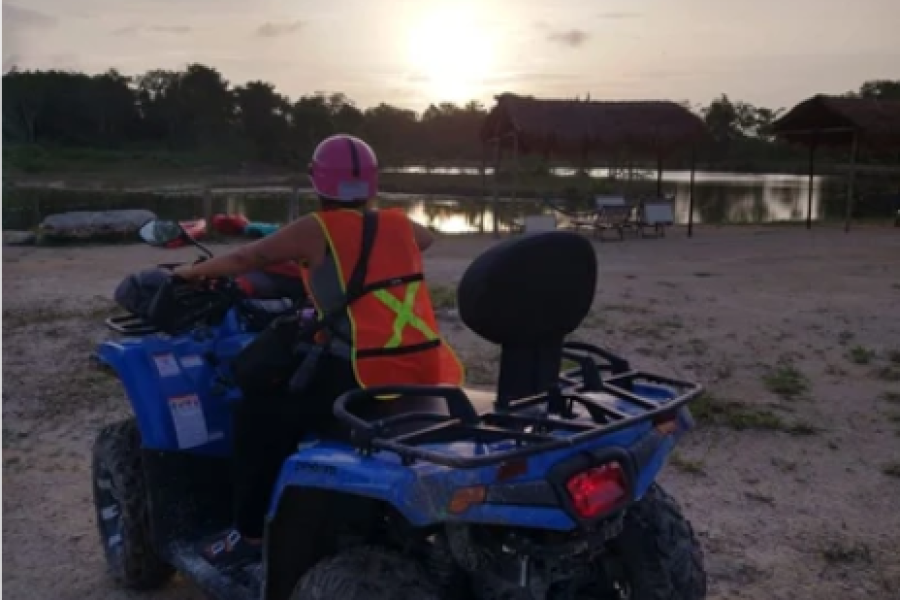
[772,94,900,230]
[480,93,710,236]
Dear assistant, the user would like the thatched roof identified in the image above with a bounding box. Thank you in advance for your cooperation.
[772,95,900,148]
[480,93,709,158]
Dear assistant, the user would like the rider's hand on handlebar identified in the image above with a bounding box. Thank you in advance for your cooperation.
[172,264,199,281]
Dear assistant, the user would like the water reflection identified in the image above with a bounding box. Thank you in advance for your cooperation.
[8,171,862,234]
[201,171,830,233]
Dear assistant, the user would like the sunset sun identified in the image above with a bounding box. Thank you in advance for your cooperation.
[406,5,495,103]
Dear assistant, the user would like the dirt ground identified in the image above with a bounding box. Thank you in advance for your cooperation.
[3,225,900,600]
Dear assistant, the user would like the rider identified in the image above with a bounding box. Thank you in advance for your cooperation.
[171,134,464,568]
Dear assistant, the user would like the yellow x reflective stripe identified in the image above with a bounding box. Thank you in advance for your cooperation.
[373,281,438,348]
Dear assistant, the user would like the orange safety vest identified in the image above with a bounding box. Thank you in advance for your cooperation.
[300,208,465,388]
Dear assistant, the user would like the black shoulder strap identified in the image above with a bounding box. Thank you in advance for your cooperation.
[344,210,379,303]
[303,210,378,337]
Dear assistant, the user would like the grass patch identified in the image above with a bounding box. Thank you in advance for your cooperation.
[657,317,684,330]
[821,541,872,565]
[669,453,706,475]
[763,362,808,399]
[687,338,708,355]
[690,393,786,431]
[428,284,457,310]
[3,301,118,329]
[880,391,900,404]
[824,364,847,377]
[602,303,652,315]
[784,421,820,436]
[744,491,775,505]
[874,366,900,382]
[882,462,900,478]
[1,427,29,449]
[714,362,734,380]
[691,392,819,434]
[846,345,875,365]
[770,457,797,472]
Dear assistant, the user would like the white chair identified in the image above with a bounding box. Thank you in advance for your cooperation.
[594,195,627,209]
[523,214,558,233]
[639,198,675,237]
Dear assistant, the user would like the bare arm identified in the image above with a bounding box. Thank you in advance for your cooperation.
[174,215,324,280]
[411,220,435,251]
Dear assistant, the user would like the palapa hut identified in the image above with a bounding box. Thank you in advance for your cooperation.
[772,94,900,230]
[479,93,710,236]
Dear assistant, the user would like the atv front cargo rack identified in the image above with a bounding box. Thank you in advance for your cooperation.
[334,342,703,468]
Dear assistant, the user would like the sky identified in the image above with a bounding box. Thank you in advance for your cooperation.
[3,0,899,112]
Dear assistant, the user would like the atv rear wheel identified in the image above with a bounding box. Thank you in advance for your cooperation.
[291,546,442,600]
[609,484,707,600]
[92,418,173,590]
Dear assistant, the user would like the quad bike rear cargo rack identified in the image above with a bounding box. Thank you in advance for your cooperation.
[334,342,703,468]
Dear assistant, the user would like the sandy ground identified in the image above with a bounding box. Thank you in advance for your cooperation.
[3,225,900,600]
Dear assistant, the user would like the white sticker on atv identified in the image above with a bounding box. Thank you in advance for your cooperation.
[179,355,204,369]
[168,395,209,449]
[153,353,181,378]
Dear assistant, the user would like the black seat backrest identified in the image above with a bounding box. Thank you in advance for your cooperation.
[457,231,597,406]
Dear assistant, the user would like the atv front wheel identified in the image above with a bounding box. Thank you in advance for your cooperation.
[291,546,442,600]
[92,418,173,589]
[609,484,707,600]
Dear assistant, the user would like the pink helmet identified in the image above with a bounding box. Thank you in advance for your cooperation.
[308,134,379,202]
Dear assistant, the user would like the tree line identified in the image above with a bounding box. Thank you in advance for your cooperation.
[3,63,898,168]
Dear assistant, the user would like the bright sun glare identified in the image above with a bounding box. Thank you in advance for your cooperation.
[406,5,494,103]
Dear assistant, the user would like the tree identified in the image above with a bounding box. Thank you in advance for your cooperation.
[857,79,900,100]
[234,81,290,160]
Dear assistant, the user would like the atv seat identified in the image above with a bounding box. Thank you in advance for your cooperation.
[350,388,494,421]
[238,298,295,314]
[352,394,451,420]
[456,230,597,406]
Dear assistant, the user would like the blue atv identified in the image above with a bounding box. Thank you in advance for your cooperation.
[91,219,707,600]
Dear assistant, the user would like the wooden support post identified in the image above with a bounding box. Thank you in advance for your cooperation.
[202,188,214,225]
[480,143,487,200]
[656,154,663,198]
[806,140,817,230]
[491,137,502,239]
[687,148,697,238]
[844,133,859,233]
[512,133,519,203]
[287,188,302,222]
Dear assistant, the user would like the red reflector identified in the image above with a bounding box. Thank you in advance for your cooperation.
[565,464,627,519]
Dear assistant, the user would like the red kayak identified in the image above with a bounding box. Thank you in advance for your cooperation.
[164,219,208,248]
[212,213,249,236]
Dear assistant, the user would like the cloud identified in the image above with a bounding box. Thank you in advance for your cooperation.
[479,72,580,86]
[2,4,58,29]
[151,25,192,34]
[112,25,192,36]
[3,5,59,72]
[546,28,590,48]
[596,11,641,20]
[255,20,304,38]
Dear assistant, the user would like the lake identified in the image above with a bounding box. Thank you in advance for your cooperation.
[4,170,897,233]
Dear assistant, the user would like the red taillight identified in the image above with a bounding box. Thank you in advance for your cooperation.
[565,463,627,519]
